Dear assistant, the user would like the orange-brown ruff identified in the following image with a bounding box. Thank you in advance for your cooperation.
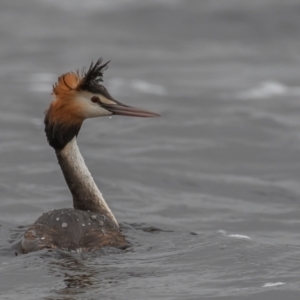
[22,59,159,253]
[49,72,83,125]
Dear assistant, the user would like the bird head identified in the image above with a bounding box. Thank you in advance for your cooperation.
[45,59,160,150]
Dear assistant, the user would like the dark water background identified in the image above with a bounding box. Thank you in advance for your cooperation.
[2,0,300,299]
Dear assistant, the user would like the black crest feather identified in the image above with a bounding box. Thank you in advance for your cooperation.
[79,58,110,93]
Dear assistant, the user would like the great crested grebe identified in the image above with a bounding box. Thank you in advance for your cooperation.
[21,59,159,253]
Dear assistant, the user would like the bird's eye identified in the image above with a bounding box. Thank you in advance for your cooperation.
[91,96,100,103]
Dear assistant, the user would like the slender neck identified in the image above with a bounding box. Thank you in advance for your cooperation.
[55,137,118,228]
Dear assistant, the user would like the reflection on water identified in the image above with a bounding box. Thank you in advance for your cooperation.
[46,253,101,299]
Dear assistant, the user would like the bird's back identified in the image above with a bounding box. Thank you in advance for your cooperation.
[21,208,127,253]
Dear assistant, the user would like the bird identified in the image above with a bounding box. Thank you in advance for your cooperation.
[21,59,160,253]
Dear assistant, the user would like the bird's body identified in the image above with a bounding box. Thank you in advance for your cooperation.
[21,59,159,253]
[22,208,127,253]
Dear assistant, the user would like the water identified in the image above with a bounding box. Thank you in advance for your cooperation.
[1,0,300,299]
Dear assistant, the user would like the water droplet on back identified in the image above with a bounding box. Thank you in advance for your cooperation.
[62,222,68,228]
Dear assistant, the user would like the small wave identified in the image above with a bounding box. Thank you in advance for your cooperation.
[262,282,285,288]
[109,78,167,96]
[218,230,252,240]
[131,80,167,96]
[237,81,300,99]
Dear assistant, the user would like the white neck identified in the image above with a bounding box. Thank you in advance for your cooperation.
[55,137,118,228]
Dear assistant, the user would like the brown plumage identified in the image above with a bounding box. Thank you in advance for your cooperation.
[22,209,127,253]
[21,58,159,254]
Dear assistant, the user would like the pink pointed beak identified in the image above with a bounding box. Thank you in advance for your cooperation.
[103,101,160,118]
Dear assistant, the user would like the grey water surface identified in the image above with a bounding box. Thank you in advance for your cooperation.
[1,0,300,299]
